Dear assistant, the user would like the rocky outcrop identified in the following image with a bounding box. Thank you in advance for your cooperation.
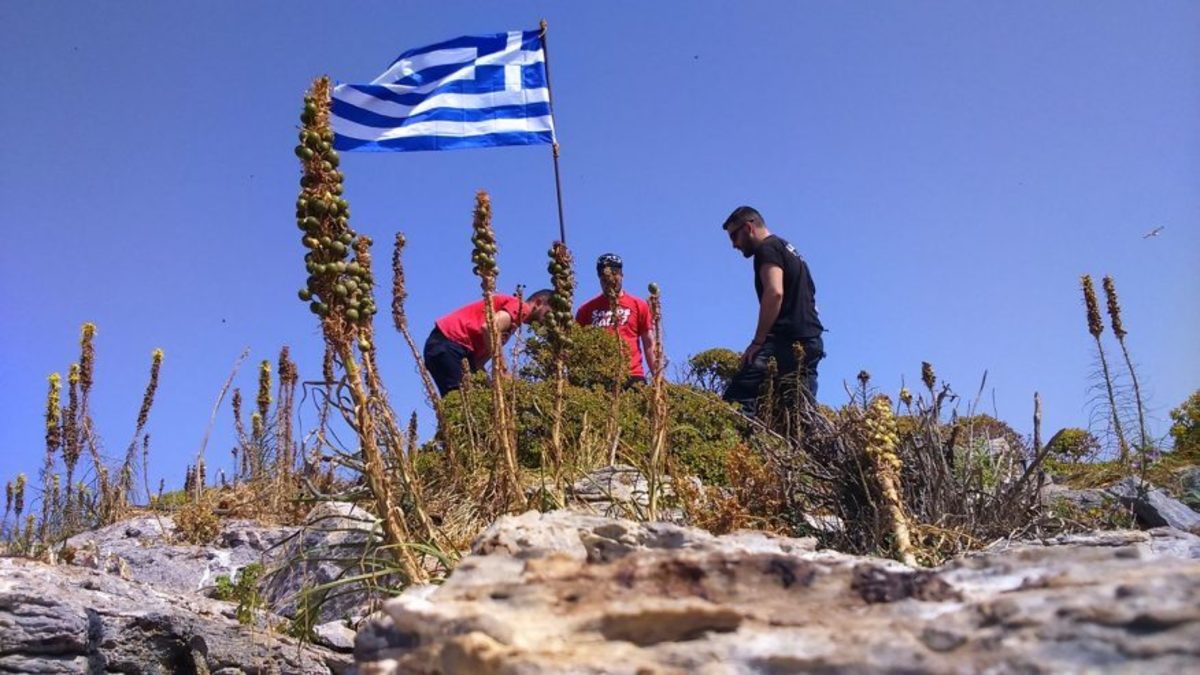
[1105,476,1200,531]
[354,510,1200,674]
[0,557,350,674]
[63,503,387,626]
[66,514,294,597]
[260,502,383,625]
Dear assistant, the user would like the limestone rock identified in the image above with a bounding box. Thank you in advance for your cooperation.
[354,510,1200,674]
[261,502,384,625]
[1106,476,1200,531]
[65,513,294,597]
[0,557,350,674]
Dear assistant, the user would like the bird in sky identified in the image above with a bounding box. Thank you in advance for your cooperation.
[1142,226,1165,239]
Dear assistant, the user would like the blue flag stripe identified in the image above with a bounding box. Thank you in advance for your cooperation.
[334,130,554,152]
[333,100,553,129]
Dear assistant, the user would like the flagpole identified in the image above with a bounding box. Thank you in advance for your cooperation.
[539,19,567,244]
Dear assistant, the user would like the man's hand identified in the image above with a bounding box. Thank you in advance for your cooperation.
[741,340,764,367]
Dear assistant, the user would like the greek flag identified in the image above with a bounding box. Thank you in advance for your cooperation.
[332,30,556,152]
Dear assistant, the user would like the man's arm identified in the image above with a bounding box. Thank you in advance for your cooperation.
[640,330,658,377]
[744,263,784,365]
[477,310,515,366]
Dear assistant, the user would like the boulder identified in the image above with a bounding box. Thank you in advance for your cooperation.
[65,513,295,597]
[353,510,1200,675]
[0,557,350,674]
[261,502,384,625]
[1105,476,1200,531]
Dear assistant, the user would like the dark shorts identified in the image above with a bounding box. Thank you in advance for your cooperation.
[722,334,824,416]
[423,327,475,396]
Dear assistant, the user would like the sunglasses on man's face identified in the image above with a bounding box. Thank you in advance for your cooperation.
[727,222,748,243]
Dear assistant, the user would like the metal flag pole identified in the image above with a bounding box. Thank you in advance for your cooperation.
[539,19,567,244]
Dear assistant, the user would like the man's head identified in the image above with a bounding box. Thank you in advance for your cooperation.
[525,288,554,323]
[596,253,624,294]
[722,206,766,258]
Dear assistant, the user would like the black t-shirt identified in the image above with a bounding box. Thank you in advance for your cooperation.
[753,234,824,339]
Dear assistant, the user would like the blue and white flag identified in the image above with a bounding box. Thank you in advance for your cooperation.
[332,30,556,152]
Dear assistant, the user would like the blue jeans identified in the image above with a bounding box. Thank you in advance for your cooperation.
[722,335,824,416]
[423,327,475,396]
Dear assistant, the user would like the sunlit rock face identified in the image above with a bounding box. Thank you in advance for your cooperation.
[353,510,1200,675]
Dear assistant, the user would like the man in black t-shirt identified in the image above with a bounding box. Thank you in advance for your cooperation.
[720,205,825,415]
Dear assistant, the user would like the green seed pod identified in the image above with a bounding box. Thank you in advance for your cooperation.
[298,289,312,301]
[321,161,333,172]
[335,284,348,296]
[347,263,361,275]
[305,262,317,273]
[321,129,334,142]
[328,152,340,167]
[294,145,307,158]
[346,308,360,320]
[300,147,314,160]
[319,141,331,153]
[308,200,327,216]
[358,339,371,351]
[309,301,324,315]
[345,279,358,292]
[648,282,660,294]
[320,236,332,247]
[303,236,319,249]
[306,133,322,149]
[339,232,353,244]
[302,216,319,230]
[331,241,347,255]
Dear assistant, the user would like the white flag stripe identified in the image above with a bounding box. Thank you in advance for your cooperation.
[334,86,550,120]
[371,47,479,85]
[334,114,554,141]
[371,37,544,88]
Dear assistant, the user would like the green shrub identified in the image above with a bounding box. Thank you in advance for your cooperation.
[1168,390,1200,458]
[684,348,741,394]
[521,324,627,390]
[436,378,748,485]
[1045,428,1101,462]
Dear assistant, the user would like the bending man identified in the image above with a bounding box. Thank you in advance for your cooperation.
[424,290,552,396]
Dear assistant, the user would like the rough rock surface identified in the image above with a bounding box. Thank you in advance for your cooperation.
[354,510,1200,674]
[261,502,383,625]
[1105,476,1200,531]
[65,514,294,597]
[0,557,350,674]
[566,464,682,520]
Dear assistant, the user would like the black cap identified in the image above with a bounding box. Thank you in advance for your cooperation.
[596,253,623,273]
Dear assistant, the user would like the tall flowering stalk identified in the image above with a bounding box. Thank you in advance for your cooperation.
[1082,275,1129,463]
[646,283,668,520]
[118,349,163,505]
[276,346,298,479]
[471,190,521,504]
[391,233,456,465]
[865,396,916,566]
[294,76,422,582]
[544,241,575,486]
[601,266,625,463]
[1103,276,1148,455]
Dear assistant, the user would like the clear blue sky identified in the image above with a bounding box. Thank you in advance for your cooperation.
[2,2,1197,493]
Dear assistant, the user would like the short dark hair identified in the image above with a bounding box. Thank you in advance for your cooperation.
[527,288,554,303]
[722,206,763,230]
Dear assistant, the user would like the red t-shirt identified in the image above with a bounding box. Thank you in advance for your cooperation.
[435,295,531,364]
[575,292,652,377]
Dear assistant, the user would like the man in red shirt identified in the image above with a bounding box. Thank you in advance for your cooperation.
[424,289,552,396]
[575,254,657,387]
